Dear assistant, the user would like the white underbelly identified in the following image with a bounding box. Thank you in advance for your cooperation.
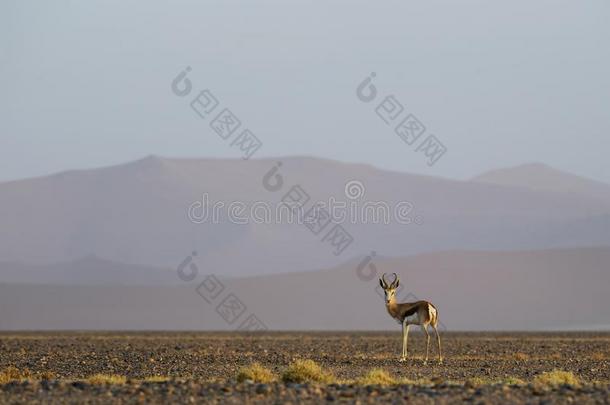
[404,312,421,325]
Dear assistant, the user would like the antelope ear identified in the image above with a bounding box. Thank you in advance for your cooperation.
[379,278,385,288]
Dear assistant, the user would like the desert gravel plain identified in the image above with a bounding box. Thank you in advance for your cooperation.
[0,332,608,404]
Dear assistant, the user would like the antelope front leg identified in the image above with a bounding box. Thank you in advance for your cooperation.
[399,322,405,361]
[399,323,409,362]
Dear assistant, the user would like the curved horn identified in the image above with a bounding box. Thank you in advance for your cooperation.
[381,273,389,287]
[390,273,399,287]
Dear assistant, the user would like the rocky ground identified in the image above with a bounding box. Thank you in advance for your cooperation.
[0,332,608,403]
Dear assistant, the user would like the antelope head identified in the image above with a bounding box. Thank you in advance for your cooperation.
[379,272,400,304]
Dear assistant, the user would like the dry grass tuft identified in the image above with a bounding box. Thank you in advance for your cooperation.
[356,369,397,386]
[502,376,526,386]
[465,376,526,387]
[236,363,277,383]
[397,378,433,386]
[36,371,57,381]
[87,374,127,385]
[533,370,580,388]
[464,377,491,387]
[281,359,334,384]
[143,375,171,383]
[513,352,529,361]
[0,367,33,384]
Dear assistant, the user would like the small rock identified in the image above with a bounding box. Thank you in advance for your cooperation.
[255,384,271,394]
[71,381,86,390]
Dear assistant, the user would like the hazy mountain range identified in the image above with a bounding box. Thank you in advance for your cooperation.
[1,246,608,330]
[1,156,609,276]
[1,156,609,330]
[472,163,610,201]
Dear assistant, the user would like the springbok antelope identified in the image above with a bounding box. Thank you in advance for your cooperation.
[379,273,442,364]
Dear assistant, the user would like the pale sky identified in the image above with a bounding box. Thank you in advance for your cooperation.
[2,0,609,183]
